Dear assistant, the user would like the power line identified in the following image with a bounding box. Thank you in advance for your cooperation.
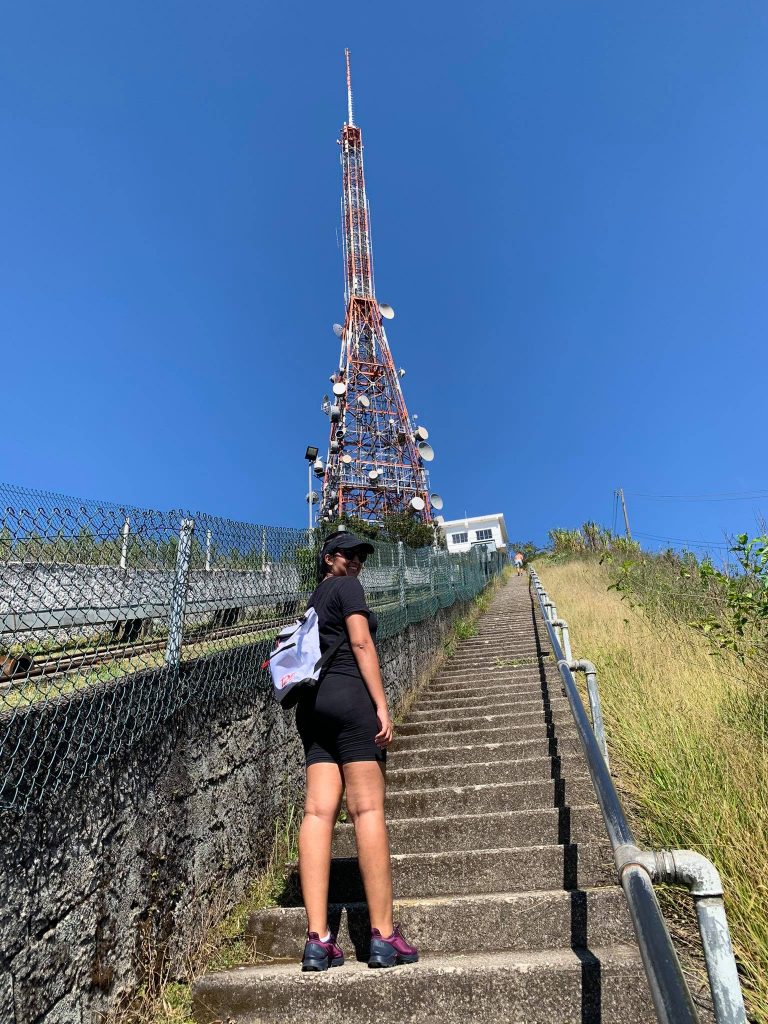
[633,530,731,550]
[627,490,768,502]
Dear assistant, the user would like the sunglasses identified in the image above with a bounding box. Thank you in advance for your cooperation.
[336,549,368,563]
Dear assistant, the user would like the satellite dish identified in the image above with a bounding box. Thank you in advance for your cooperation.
[379,303,395,320]
[341,454,352,464]
[358,395,370,408]
[414,426,429,441]
[332,323,343,338]
[417,442,434,462]
[332,382,347,396]
[313,458,325,474]
[430,493,444,510]
[398,368,406,378]
[410,495,426,511]
[368,470,379,481]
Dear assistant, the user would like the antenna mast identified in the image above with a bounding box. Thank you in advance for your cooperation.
[317,51,438,525]
[345,47,354,126]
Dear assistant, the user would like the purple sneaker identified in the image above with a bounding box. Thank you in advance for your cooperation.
[301,931,344,972]
[368,923,419,968]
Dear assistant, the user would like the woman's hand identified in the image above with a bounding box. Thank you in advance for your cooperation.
[375,706,393,748]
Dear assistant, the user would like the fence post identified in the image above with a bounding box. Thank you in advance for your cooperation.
[165,518,194,669]
[119,516,130,570]
[397,541,407,619]
[205,528,212,572]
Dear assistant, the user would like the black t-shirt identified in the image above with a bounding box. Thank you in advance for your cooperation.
[307,575,378,678]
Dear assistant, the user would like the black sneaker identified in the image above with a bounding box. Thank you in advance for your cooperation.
[301,931,345,971]
[368,924,419,968]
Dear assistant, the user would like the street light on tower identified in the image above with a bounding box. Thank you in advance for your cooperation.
[304,446,319,533]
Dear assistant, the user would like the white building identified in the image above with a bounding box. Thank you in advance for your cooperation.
[438,513,509,555]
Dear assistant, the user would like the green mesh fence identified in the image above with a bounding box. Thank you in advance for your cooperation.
[0,482,505,811]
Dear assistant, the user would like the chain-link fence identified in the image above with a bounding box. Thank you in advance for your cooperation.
[0,482,505,811]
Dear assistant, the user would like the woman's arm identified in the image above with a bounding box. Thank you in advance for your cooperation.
[346,612,392,748]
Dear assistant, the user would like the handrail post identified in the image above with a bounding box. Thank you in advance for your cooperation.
[695,897,746,1024]
[551,617,573,662]
[569,659,610,770]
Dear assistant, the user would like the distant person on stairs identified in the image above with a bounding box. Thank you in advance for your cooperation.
[295,530,419,972]
[514,551,525,575]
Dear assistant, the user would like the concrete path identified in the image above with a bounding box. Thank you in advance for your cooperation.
[192,575,655,1023]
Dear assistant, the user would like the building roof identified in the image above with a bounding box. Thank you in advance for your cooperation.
[441,513,509,546]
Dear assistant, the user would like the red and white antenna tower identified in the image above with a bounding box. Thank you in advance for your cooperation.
[318,50,439,525]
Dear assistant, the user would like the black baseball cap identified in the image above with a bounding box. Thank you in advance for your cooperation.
[321,532,375,557]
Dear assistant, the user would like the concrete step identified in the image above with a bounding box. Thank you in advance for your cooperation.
[458,639,539,648]
[393,722,577,752]
[333,806,606,856]
[467,623,538,632]
[427,667,555,685]
[385,776,595,818]
[416,681,550,703]
[193,945,655,1024]
[284,842,615,902]
[389,735,585,770]
[456,644,549,656]
[411,687,553,711]
[438,657,547,673]
[431,670,550,687]
[456,643,548,659]
[245,887,636,961]
[385,754,589,793]
[428,667,561,684]
[398,707,577,736]
[403,695,572,722]
[427,672,550,690]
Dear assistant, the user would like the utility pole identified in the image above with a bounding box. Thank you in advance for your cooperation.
[617,488,632,539]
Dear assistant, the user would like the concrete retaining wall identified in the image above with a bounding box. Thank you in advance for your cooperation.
[0,596,473,1024]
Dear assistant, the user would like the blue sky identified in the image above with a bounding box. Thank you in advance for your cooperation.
[1,1,766,553]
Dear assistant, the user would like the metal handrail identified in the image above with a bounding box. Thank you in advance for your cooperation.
[528,569,747,1024]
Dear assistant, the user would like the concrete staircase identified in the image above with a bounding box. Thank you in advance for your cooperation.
[192,576,655,1023]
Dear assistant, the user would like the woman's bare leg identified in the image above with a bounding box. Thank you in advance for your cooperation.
[343,760,393,936]
[299,763,344,936]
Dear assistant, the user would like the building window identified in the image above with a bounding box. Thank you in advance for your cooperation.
[475,529,493,541]
[451,532,468,544]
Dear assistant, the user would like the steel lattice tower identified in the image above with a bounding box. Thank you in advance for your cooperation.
[318,51,436,525]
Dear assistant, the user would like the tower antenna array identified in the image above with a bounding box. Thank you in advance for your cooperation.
[318,50,438,525]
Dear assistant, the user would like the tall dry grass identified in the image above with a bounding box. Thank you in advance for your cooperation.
[537,558,768,1023]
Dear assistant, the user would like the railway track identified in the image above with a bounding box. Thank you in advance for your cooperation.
[1,591,412,689]
[0,615,289,687]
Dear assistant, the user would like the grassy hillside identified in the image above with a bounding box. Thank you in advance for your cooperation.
[535,557,767,1023]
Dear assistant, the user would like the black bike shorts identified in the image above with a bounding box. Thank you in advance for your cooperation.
[295,671,386,767]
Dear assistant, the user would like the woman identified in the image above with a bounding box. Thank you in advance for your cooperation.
[295,530,419,971]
